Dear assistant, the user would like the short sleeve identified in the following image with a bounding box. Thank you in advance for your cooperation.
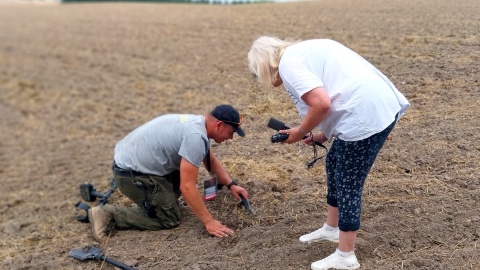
[280,60,324,101]
[178,133,209,167]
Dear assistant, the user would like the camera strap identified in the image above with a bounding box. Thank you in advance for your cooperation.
[206,149,211,173]
[306,133,327,169]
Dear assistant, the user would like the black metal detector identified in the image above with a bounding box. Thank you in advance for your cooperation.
[75,178,117,223]
[68,246,137,270]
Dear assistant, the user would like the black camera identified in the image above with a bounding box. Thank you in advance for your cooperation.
[271,133,289,143]
[268,118,290,143]
[268,117,311,143]
[267,117,327,169]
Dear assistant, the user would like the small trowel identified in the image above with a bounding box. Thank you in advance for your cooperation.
[239,194,255,215]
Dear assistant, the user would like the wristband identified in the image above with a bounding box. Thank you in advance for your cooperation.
[227,180,238,190]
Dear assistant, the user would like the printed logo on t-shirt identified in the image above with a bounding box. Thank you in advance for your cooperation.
[179,115,192,123]
[286,89,301,105]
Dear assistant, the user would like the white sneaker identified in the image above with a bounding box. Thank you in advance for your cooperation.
[299,226,340,243]
[311,250,360,270]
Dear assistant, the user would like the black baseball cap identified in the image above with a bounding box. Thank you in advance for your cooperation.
[211,104,245,137]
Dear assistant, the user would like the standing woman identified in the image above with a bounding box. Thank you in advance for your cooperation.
[248,36,410,270]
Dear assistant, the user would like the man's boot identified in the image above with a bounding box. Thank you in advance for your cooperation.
[88,205,113,242]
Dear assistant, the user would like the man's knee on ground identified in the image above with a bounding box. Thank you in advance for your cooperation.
[155,207,182,229]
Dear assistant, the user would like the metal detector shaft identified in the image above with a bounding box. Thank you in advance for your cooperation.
[75,178,118,223]
[98,178,117,205]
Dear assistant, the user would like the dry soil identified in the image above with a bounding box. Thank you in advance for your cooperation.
[0,0,479,269]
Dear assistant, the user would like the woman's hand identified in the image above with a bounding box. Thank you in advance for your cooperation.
[302,132,328,146]
[279,127,305,144]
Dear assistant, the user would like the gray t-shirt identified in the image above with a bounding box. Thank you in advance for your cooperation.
[114,114,209,176]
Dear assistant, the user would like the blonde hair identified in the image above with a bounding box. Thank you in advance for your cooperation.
[247,36,298,88]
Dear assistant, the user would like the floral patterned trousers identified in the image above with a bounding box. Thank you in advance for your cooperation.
[325,118,397,231]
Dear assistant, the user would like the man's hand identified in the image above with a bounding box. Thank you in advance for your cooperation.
[230,184,248,201]
[205,219,234,238]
